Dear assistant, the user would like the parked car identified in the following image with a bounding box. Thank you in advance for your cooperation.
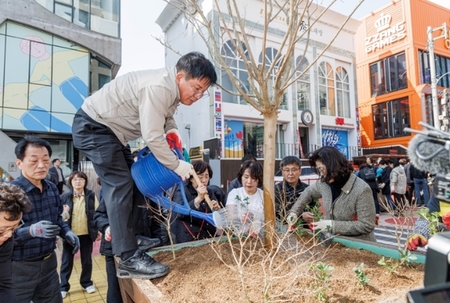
[274,166,319,185]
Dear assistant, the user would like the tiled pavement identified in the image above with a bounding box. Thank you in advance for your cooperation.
[57,241,109,303]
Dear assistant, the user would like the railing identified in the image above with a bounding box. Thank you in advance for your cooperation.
[223,141,358,160]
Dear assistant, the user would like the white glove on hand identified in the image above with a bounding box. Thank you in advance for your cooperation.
[286,213,298,226]
[174,160,194,181]
[105,226,111,242]
[311,220,333,232]
[166,128,183,150]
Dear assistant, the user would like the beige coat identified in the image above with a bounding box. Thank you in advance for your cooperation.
[290,173,376,242]
[82,67,180,169]
[390,166,407,195]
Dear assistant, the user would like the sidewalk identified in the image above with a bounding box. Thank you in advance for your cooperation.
[57,240,109,302]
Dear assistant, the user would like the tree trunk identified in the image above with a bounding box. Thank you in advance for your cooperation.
[262,111,277,249]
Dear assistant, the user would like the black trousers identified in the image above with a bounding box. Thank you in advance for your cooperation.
[60,235,94,291]
[12,252,62,303]
[105,255,123,303]
[72,109,139,255]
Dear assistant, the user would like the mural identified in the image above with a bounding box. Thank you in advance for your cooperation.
[0,22,89,133]
[224,120,244,158]
[322,129,349,158]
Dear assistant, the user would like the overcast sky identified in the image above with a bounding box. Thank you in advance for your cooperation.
[118,0,449,76]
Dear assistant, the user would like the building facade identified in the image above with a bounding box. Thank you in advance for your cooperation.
[156,0,361,160]
[0,0,121,179]
[356,0,450,152]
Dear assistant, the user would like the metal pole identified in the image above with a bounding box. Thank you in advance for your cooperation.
[428,26,441,129]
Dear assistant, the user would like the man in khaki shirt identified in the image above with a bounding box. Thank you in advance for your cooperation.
[72,52,217,279]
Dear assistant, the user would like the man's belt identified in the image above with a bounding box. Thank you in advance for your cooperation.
[23,252,53,262]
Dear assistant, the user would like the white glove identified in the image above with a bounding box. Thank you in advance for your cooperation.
[105,226,111,242]
[174,160,194,181]
[286,212,298,226]
[311,220,333,232]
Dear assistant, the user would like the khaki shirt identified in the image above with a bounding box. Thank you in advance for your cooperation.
[82,67,180,169]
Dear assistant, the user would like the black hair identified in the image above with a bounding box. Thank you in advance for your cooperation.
[308,146,351,183]
[191,160,213,180]
[379,159,390,165]
[68,171,88,190]
[391,158,400,168]
[0,183,31,220]
[237,160,263,188]
[176,52,217,86]
[241,154,256,163]
[15,135,52,161]
[280,156,302,169]
[52,158,60,164]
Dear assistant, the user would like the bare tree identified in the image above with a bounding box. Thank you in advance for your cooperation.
[160,0,365,248]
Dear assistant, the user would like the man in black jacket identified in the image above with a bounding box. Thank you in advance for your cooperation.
[358,157,380,220]
[274,156,318,225]
[410,163,429,206]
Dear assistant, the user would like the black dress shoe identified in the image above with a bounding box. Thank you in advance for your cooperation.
[136,235,161,251]
[117,249,169,279]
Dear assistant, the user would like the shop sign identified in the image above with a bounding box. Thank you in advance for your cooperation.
[335,117,354,127]
[365,13,406,53]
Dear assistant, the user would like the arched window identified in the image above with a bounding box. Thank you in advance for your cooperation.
[318,62,335,116]
[295,56,310,111]
[258,47,287,109]
[336,66,350,118]
[220,40,249,104]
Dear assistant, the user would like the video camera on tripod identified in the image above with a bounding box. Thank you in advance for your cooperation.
[405,122,450,302]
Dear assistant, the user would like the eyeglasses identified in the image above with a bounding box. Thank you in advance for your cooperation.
[0,219,24,236]
[72,178,86,183]
[189,83,209,98]
[282,168,300,174]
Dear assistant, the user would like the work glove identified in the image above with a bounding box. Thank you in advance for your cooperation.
[65,231,80,254]
[311,220,333,232]
[174,160,194,181]
[442,212,450,229]
[406,234,428,251]
[166,129,183,151]
[104,226,111,242]
[286,212,298,229]
[29,220,61,238]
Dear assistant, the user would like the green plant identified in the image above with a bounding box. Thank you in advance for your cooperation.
[378,248,417,275]
[309,262,334,301]
[305,203,323,221]
[353,263,370,287]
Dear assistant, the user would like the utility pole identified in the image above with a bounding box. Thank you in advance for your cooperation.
[427,23,449,129]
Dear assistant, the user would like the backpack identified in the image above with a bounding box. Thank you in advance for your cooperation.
[364,167,376,181]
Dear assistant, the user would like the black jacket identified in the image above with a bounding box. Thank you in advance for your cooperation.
[410,164,427,180]
[358,164,379,191]
[172,182,226,243]
[275,180,317,222]
[93,199,113,256]
[378,166,392,196]
[61,188,97,241]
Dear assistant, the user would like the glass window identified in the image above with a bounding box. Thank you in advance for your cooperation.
[370,52,407,96]
[371,97,410,139]
[220,40,249,105]
[296,56,310,111]
[259,47,287,110]
[35,0,119,37]
[335,66,350,118]
[318,62,335,116]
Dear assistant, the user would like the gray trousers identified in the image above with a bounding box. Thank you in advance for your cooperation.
[12,252,62,303]
[72,109,138,255]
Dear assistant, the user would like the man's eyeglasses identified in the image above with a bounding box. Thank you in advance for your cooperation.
[189,83,209,98]
[282,168,300,174]
[0,219,24,236]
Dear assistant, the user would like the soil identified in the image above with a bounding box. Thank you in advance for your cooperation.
[151,234,425,303]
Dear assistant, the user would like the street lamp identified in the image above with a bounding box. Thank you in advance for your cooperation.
[427,23,449,129]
